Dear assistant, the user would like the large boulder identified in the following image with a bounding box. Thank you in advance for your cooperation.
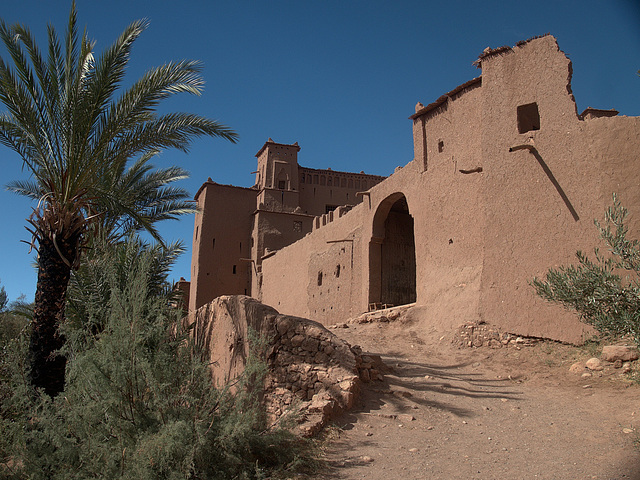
[187,296,369,436]
[189,295,279,385]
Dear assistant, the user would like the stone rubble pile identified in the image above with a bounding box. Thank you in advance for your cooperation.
[571,345,639,375]
[264,314,362,436]
[453,322,540,349]
[348,303,415,325]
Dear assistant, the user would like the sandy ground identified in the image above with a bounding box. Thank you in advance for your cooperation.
[310,314,640,480]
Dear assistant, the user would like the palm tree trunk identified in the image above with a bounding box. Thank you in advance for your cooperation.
[30,236,73,397]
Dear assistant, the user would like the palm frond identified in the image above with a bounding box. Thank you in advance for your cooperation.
[1,1,237,253]
[6,178,43,200]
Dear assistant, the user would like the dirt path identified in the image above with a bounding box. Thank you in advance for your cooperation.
[313,317,640,480]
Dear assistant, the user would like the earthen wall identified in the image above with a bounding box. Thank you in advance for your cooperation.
[189,183,255,311]
[477,36,640,341]
[260,35,640,343]
[263,128,487,331]
[298,168,384,216]
[261,203,366,323]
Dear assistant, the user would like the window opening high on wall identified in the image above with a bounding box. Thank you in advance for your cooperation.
[517,102,540,134]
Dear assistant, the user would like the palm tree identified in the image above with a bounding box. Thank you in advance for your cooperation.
[0,3,238,396]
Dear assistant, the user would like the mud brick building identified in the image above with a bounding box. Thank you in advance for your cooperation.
[189,35,640,343]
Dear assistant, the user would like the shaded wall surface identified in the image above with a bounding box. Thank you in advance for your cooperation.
[260,35,640,343]
[189,183,255,311]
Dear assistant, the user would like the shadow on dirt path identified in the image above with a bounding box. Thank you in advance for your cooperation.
[313,321,640,480]
[345,352,524,422]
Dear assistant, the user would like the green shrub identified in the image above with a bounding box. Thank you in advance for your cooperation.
[0,283,6,312]
[532,194,640,346]
[0,238,316,479]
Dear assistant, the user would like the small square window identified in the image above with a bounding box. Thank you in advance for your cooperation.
[517,102,540,134]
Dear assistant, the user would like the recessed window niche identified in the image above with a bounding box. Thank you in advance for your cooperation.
[517,102,540,134]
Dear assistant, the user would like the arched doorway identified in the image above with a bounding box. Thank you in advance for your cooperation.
[275,167,289,190]
[369,193,416,308]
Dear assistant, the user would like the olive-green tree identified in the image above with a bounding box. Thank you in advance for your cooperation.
[532,194,640,346]
[0,282,6,313]
[0,2,237,396]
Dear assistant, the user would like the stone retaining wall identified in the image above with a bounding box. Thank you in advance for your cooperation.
[188,295,383,436]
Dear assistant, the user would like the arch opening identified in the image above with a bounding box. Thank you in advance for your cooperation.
[275,166,290,190]
[369,194,416,308]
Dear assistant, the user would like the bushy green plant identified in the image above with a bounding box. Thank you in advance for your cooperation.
[0,238,316,479]
[64,235,185,353]
[0,287,31,439]
[532,194,640,346]
[0,283,6,312]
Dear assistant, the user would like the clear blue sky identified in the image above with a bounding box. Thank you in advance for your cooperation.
[1,0,639,303]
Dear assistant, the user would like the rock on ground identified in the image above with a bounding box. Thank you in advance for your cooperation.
[601,345,639,363]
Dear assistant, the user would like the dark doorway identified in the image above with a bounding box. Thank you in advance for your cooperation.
[369,194,416,307]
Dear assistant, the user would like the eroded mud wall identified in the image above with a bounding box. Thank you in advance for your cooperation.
[260,35,640,343]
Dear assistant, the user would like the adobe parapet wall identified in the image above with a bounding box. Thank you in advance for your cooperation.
[261,35,640,344]
[312,205,353,232]
[299,166,384,190]
[261,193,369,323]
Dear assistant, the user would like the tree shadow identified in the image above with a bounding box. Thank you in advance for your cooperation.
[316,349,524,478]
[341,350,523,426]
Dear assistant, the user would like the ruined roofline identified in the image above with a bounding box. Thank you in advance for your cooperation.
[409,76,482,120]
[579,107,619,120]
[410,34,558,121]
[473,33,553,67]
[255,138,301,157]
[194,178,257,200]
[251,208,315,218]
[299,165,386,180]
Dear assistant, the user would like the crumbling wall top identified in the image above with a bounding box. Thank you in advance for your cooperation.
[579,107,620,120]
[473,33,553,67]
[409,76,482,120]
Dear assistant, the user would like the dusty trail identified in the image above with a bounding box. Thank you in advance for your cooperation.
[313,317,640,480]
